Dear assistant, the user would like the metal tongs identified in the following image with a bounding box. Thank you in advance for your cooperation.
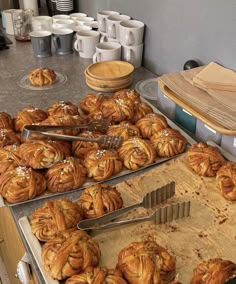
[22,119,123,149]
[77,182,191,230]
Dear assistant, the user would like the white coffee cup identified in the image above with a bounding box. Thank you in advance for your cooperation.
[52,28,74,55]
[69,13,87,20]
[119,20,145,46]
[3,9,21,35]
[107,14,131,42]
[52,19,75,29]
[32,16,52,32]
[52,14,70,23]
[84,21,98,31]
[73,25,92,33]
[93,42,121,63]
[74,30,100,58]
[122,43,143,68]
[97,10,120,33]
[74,16,94,27]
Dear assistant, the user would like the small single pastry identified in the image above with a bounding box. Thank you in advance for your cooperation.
[0,128,21,147]
[118,137,156,170]
[65,266,127,284]
[14,105,48,132]
[52,140,72,157]
[42,229,101,280]
[136,113,168,139]
[107,121,141,141]
[191,258,236,284]
[18,140,65,169]
[72,131,101,159]
[30,199,83,242]
[0,166,46,204]
[100,96,135,123]
[187,142,225,177]
[0,112,13,129]
[79,93,106,114]
[131,101,154,124]
[113,89,141,104]
[77,184,123,219]
[117,240,176,284]
[28,68,56,86]
[150,128,188,157]
[216,162,236,201]
[47,101,79,116]
[0,146,21,175]
[45,157,86,193]
[83,149,123,181]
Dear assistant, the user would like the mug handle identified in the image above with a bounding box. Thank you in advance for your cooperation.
[39,39,46,52]
[125,31,135,46]
[93,51,101,63]
[108,23,116,39]
[53,36,61,50]
[101,18,106,32]
[100,34,108,43]
[74,39,83,52]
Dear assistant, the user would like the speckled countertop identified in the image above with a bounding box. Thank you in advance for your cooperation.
[1,35,158,283]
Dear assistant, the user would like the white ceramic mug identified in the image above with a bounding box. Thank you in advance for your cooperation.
[69,13,87,20]
[52,19,75,29]
[32,16,52,31]
[107,14,131,42]
[93,42,121,63]
[119,19,145,46]
[74,30,100,58]
[73,25,92,33]
[74,16,94,27]
[122,43,143,68]
[52,14,70,23]
[2,9,21,35]
[97,10,120,33]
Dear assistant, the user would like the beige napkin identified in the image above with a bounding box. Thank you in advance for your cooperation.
[192,62,236,91]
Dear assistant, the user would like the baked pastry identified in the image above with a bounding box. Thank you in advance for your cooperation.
[0,112,13,129]
[100,96,134,123]
[72,131,101,159]
[0,166,46,204]
[42,229,101,280]
[187,142,225,177]
[30,199,83,242]
[65,266,127,284]
[14,105,48,132]
[18,140,65,169]
[117,240,176,284]
[216,162,236,201]
[79,93,106,114]
[45,157,86,193]
[83,149,123,181]
[118,137,156,170]
[150,128,188,157]
[131,101,154,124]
[0,146,21,175]
[53,140,72,157]
[136,113,168,139]
[107,121,141,141]
[28,68,56,86]
[113,88,141,104]
[191,258,236,284]
[0,128,21,147]
[47,101,79,116]
[77,184,123,219]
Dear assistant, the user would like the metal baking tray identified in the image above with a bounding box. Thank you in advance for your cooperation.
[0,98,197,208]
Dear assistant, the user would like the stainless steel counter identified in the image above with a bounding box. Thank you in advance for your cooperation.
[1,35,158,283]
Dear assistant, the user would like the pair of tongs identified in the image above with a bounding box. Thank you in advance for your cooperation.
[78,182,191,230]
[22,119,123,149]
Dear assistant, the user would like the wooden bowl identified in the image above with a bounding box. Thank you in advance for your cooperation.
[85,78,132,93]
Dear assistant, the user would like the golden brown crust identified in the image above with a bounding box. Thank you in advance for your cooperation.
[0,128,21,147]
[117,240,176,284]
[150,128,188,157]
[65,266,127,284]
[0,147,22,175]
[187,142,226,177]
[118,137,156,170]
[0,112,13,129]
[79,93,106,114]
[107,121,141,141]
[136,113,168,139]
[72,131,101,159]
[113,88,141,104]
[77,183,123,219]
[18,140,65,169]
[47,101,79,116]
[216,162,236,201]
[191,258,236,284]
[131,101,154,124]
[14,105,48,132]
[29,68,56,86]
[45,157,86,193]
[83,149,123,181]
[0,166,46,203]
[41,229,101,280]
[30,199,83,242]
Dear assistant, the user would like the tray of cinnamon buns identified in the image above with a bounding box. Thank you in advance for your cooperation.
[0,88,196,207]
[18,140,236,283]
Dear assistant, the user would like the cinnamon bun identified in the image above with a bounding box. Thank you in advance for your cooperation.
[29,68,56,86]
[79,93,105,114]
[0,146,21,175]
[131,101,154,124]
[0,112,13,129]
[0,128,21,147]
[47,101,79,116]
[107,121,141,141]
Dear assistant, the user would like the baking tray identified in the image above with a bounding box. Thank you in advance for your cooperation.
[18,142,236,284]
[0,98,196,208]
